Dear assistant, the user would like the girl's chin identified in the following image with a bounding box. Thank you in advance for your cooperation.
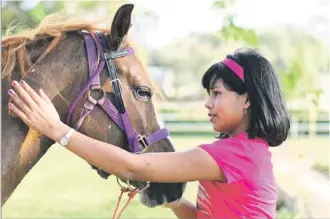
[212,125,222,133]
[212,123,227,133]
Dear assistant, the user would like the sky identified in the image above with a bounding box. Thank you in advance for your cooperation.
[10,0,330,49]
[130,0,330,48]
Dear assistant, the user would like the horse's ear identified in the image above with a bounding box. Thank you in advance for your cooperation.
[109,4,134,50]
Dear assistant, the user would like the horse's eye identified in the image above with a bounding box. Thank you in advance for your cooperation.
[135,86,152,99]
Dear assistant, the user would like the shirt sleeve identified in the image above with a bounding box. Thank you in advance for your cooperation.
[198,139,251,183]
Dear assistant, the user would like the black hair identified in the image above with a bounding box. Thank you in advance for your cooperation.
[201,48,290,147]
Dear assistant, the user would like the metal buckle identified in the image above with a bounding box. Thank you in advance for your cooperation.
[138,135,149,153]
[110,78,121,84]
[87,85,106,104]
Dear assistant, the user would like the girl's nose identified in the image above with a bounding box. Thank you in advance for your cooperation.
[204,97,213,109]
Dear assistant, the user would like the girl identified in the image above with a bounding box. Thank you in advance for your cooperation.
[8,48,290,218]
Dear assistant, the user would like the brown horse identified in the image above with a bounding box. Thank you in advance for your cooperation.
[1,4,185,208]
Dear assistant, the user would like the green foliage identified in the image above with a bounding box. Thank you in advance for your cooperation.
[213,0,235,9]
[2,1,65,35]
[276,208,297,219]
[150,25,329,101]
[149,33,223,93]
[159,108,180,114]
[3,0,328,103]
[259,28,329,100]
[312,162,329,177]
[148,0,329,101]
[219,15,259,46]
[1,1,128,36]
[289,109,329,121]
[1,1,153,68]
[280,60,303,100]
[213,0,258,46]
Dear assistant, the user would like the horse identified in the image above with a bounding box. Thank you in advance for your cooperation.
[1,4,185,208]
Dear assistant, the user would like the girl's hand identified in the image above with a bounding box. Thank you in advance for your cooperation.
[8,80,63,139]
[162,199,181,208]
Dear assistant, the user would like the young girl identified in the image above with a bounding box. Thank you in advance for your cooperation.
[8,48,290,219]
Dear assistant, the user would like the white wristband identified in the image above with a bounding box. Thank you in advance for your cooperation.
[58,128,75,147]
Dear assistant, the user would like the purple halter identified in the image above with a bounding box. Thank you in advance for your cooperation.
[65,31,169,154]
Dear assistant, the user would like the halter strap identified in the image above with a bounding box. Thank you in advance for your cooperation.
[65,31,170,157]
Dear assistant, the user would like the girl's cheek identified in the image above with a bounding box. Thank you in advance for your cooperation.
[214,100,222,113]
[214,96,221,107]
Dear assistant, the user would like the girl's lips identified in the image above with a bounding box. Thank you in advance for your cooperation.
[208,114,216,123]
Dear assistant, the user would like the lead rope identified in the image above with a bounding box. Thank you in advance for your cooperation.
[112,187,138,219]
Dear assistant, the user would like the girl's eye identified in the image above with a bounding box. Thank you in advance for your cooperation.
[212,91,222,96]
[135,86,152,99]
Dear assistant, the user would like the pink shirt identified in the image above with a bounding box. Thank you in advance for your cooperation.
[196,132,277,219]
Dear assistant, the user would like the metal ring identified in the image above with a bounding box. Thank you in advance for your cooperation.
[116,177,126,189]
[126,180,136,191]
[138,181,150,193]
[116,177,150,193]
[116,177,136,192]
[87,87,106,103]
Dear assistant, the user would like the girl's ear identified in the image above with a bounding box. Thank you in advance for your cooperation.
[243,92,250,109]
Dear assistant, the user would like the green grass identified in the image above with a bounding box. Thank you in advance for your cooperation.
[2,136,329,218]
[287,137,329,167]
[2,136,214,218]
[312,162,329,177]
[276,208,298,219]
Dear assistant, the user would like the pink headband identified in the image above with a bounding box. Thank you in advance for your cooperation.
[221,58,244,81]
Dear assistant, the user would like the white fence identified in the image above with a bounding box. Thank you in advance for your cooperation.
[163,120,330,136]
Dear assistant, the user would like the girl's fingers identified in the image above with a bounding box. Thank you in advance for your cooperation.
[8,103,29,123]
[11,80,39,109]
[20,80,45,105]
[8,89,32,115]
[39,88,51,103]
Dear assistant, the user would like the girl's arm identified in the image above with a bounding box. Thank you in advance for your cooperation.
[52,122,225,182]
[9,81,225,183]
[163,198,197,219]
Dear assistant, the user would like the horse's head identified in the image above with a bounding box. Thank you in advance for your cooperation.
[68,4,186,207]
[1,4,185,208]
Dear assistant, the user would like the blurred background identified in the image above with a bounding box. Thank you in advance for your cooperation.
[2,0,330,218]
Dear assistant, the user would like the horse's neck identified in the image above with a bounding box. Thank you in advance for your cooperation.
[1,32,89,206]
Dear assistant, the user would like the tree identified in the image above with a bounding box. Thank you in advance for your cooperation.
[213,0,258,46]
[2,1,156,65]
[149,26,329,101]
[2,1,64,35]
[148,0,260,99]
[258,27,329,100]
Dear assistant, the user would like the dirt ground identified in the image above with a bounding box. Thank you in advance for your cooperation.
[271,137,330,218]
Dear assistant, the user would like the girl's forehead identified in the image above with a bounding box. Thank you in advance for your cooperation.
[210,78,225,89]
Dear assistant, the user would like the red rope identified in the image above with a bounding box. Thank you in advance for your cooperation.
[112,188,137,219]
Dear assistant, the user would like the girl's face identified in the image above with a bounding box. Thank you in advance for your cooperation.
[204,78,250,135]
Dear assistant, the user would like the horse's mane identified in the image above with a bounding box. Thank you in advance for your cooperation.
[1,13,159,96]
[1,13,106,80]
